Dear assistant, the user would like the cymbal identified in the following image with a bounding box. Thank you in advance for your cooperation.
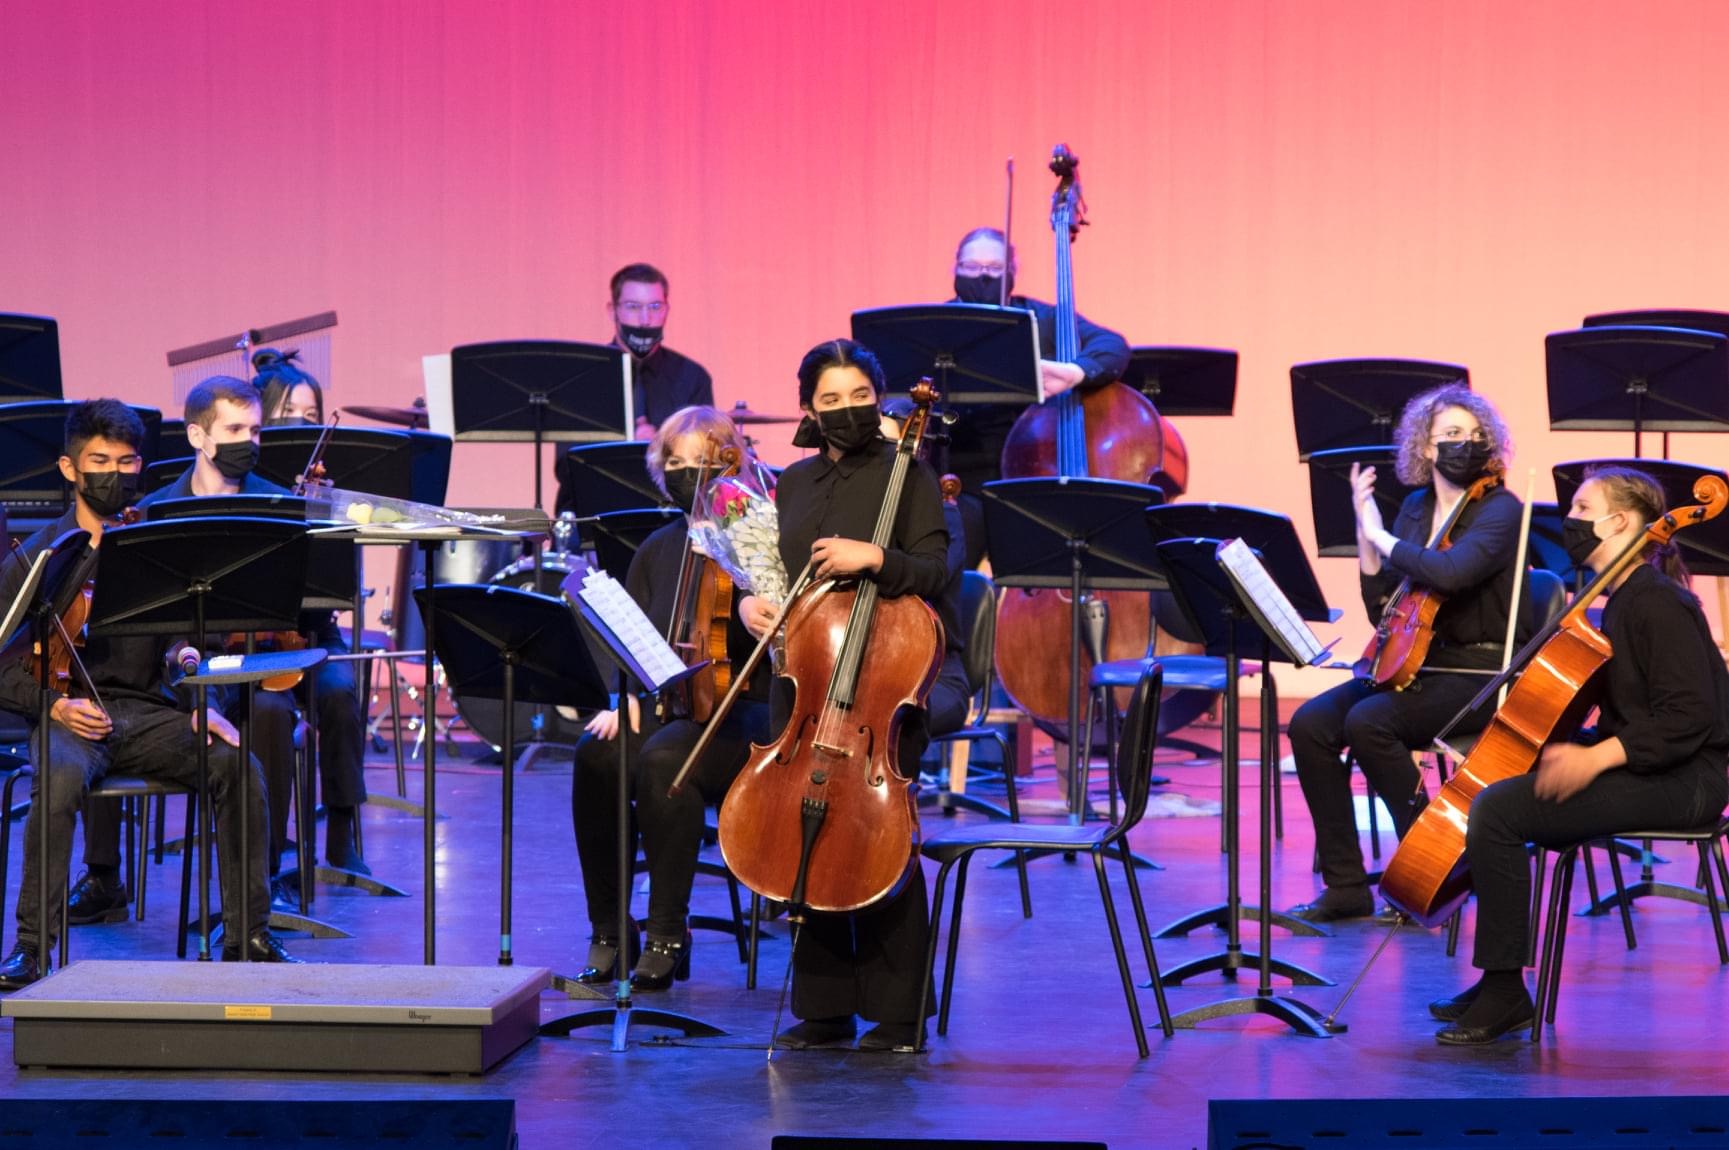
[343,399,428,429]
[727,400,798,425]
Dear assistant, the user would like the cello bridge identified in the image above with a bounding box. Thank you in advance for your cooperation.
[811,741,852,758]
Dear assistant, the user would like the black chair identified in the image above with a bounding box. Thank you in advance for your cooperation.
[915,662,1174,1057]
[1530,818,1729,1043]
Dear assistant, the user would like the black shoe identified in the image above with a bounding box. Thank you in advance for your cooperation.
[629,930,691,991]
[857,1022,925,1052]
[1288,887,1377,924]
[774,1016,857,1050]
[1435,994,1535,1045]
[222,929,303,964]
[324,807,372,876]
[1429,983,1481,1022]
[66,870,130,926]
[0,942,43,992]
[269,874,301,910]
[575,927,640,985]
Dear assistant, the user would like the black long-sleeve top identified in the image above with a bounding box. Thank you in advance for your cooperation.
[942,296,1132,492]
[773,440,961,656]
[0,507,180,718]
[1360,485,1525,671]
[1593,563,1729,776]
[626,518,768,703]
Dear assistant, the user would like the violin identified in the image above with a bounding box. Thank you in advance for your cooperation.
[15,506,140,704]
[1381,474,1729,926]
[714,382,945,915]
[1357,466,1505,691]
[224,628,310,692]
[659,446,740,723]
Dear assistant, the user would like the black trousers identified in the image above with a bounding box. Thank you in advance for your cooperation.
[1290,672,1491,890]
[16,696,269,949]
[571,698,770,938]
[1468,762,1728,971]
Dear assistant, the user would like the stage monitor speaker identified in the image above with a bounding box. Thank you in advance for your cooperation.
[0,1099,515,1149]
[1209,1096,1729,1150]
[774,1140,1105,1149]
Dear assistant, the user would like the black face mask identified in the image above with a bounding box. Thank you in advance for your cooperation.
[662,468,702,514]
[1562,514,1622,570]
[618,323,663,358]
[1433,438,1493,486]
[816,403,882,455]
[953,273,1012,306]
[211,439,260,480]
[79,469,140,519]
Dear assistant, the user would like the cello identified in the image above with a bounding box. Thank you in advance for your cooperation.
[994,145,1201,740]
[1380,473,1729,926]
[1357,466,1505,691]
[714,383,944,914]
[658,446,738,724]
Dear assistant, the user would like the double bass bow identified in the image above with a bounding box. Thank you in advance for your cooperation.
[1356,464,1505,691]
[1380,473,1729,927]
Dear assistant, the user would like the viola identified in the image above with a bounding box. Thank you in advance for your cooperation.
[659,447,740,723]
[715,382,944,914]
[1357,466,1505,691]
[1380,474,1729,926]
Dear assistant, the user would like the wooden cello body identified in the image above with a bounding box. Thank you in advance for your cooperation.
[1380,474,1729,927]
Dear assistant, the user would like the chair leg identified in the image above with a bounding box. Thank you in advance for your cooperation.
[1530,849,1574,1043]
[1093,847,1150,1057]
[938,854,976,1037]
[176,793,197,960]
[746,893,761,991]
[134,794,151,923]
[153,793,166,864]
[1117,840,1171,1037]
[1697,841,1729,964]
[1445,903,1462,958]
[1527,848,1548,967]
[1713,835,1729,901]
[987,731,1031,919]
[389,665,408,796]
[1606,842,1637,950]
[1546,850,1579,1024]
[1366,780,1382,861]
[0,770,19,934]
[914,857,960,1054]
[1581,842,1602,912]
[724,867,749,965]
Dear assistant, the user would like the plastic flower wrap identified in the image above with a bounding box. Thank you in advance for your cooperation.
[688,457,786,605]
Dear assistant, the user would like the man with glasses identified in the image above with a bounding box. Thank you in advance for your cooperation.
[1286,385,1527,923]
[608,263,713,441]
[944,227,1130,566]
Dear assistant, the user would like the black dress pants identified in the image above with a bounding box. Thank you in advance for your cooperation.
[1290,672,1491,891]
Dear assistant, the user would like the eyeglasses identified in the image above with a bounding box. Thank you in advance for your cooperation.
[955,261,1008,277]
[615,301,666,319]
[1431,428,1490,445]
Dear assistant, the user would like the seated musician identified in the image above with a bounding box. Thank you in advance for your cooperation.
[1431,466,1729,1044]
[1289,385,1524,923]
[942,226,1130,567]
[252,346,323,427]
[737,338,964,1052]
[570,405,772,989]
[0,400,292,991]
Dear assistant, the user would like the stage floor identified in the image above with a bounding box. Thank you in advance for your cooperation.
[3,721,1726,1149]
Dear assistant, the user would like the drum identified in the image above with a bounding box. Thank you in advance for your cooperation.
[451,551,589,751]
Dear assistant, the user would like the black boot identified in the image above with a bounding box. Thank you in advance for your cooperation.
[629,930,691,991]
[0,941,44,992]
[67,869,130,926]
[324,806,371,875]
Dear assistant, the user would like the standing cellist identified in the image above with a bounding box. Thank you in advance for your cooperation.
[737,339,964,1052]
[1430,466,1729,1044]
[1289,385,1525,923]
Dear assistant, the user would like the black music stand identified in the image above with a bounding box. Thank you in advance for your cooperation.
[1304,445,1422,557]
[980,476,1166,822]
[1155,536,1335,1038]
[557,443,663,519]
[1585,309,1729,338]
[256,426,452,504]
[582,508,683,581]
[1554,458,1729,577]
[450,341,632,510]
[87,517,310,959]
[1121,347,1238,417]
[2,528,91,979]
[1546,326,1729,457]
[850,304,1042,406]
[1290,358,1469,460]
[538,583,724,1049]
[146,495,405,905]
[0,314,64,403]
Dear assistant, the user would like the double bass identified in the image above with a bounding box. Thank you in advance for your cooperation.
[1380,474,1729,926]
[716,384,944,914]
[993,145,1201,739]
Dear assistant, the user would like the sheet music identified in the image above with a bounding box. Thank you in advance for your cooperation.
[576,567,685,687]
[1216,537,1327,666]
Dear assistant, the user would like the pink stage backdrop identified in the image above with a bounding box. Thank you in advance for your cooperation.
[7,0,1729,665]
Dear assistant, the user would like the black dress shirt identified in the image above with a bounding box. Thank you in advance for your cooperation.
[631,344,714,428]
[1360,485,1525,670]
[1595,563,1729,777]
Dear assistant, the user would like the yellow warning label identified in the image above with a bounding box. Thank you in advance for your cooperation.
[224,1004,272,1020]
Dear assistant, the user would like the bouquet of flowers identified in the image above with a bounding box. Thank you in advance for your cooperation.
[688,456,787,605]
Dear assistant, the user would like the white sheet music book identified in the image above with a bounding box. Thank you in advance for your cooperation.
[574,566,686,689]
[1216,537,1328,667]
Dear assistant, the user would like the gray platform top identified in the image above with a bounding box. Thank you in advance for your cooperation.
[0,961,551,1025]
